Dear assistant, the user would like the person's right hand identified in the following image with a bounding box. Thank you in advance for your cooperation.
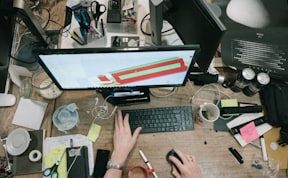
[169,148,202,178]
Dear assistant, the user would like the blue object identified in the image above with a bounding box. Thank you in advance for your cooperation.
[74,6,91,38]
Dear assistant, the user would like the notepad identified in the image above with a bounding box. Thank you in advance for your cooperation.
[227,113,272,147]
[12,97,48,130]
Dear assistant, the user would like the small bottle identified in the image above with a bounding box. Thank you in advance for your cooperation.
[243,72,270,96]
[230,68,256,92]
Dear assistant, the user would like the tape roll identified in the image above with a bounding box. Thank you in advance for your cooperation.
[29,150,42,162]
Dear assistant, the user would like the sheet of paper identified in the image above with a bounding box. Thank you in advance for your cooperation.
[44,134,94,175]
[12,97,48,130]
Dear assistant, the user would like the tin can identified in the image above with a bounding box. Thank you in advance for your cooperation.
[243,72,270,96]
[230,68,256,92]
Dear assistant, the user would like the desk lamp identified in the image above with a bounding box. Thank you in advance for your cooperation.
[226,0,270,28]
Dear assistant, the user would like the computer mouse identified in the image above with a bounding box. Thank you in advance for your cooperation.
[166,149,182,173]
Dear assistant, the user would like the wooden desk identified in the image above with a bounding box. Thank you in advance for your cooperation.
[0,82,285,178]
[0,1,286,177]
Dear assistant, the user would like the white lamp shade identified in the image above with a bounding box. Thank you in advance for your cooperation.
[226,0,271,28]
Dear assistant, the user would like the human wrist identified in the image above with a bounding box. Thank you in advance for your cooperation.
[110,151,127,167]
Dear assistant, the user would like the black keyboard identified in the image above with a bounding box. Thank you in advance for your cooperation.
[122,106,193,134]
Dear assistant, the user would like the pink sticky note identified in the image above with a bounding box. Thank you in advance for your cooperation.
[240,122,259,143]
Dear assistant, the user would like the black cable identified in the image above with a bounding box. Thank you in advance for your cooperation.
[9,54,38,64]
[140,13,174,36]
[38,7,51,29]
[140,13,151,36]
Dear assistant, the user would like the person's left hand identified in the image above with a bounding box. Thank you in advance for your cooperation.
[110,110,142,166]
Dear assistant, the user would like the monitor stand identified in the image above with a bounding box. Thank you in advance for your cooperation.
[97,87,150,105]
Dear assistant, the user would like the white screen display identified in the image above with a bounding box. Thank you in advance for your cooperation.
[37,46,199,89]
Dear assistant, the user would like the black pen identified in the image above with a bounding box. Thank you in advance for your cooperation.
[101,18,105,36]
[229,147,244,164]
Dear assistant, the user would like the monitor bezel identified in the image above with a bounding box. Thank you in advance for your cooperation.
[33,45,200,90]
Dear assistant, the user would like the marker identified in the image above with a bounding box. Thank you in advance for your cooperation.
[260,136,268,161]
[228,147,244,164]
[139,150,158,178]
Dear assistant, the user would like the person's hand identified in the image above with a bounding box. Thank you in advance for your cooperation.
[169,148,202,178]
[110,110,142,166]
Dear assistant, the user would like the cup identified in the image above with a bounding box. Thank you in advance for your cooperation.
[31,69,62,99]
[265,159,279,178]
[196,103,220,125]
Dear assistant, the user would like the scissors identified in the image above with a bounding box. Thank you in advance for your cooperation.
[90,1,106,27]
[43,150,66,178]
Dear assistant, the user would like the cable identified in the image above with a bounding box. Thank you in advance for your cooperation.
[140,13,174,37]
[90,96,118,121]
[189,82,233,120]
[67,146,83,176]
[149,87,178,98]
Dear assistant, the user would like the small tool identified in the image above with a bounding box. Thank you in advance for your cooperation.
[90,1,106,27]
[43,150,66,178]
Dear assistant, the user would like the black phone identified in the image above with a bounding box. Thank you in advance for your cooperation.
[93,149,111,178]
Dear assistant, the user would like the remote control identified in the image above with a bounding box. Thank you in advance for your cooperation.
[0,94,16,107]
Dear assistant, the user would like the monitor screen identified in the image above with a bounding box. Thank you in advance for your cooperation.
[162,0,226,72]
[34,45,200,90]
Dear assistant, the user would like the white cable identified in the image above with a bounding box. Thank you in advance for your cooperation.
[190,82,233,120]
[90,95,117,121]
[149,87,178,98]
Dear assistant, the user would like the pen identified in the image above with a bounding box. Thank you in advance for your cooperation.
[260,136,268,161]
[139,150,158,178]
[100,18,105,36]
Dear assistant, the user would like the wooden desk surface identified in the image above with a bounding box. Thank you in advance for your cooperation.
[0,1,286,177]
[0,82,286,178]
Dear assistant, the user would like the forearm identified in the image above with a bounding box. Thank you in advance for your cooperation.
[103,169,122,178]
[103,151,127,178]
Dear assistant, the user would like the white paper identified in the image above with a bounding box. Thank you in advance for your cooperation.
[44,134,94,175]
[12,97,48,130]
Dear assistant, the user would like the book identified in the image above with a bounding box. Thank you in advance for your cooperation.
[12,129,45,175]
[66,146,90,178]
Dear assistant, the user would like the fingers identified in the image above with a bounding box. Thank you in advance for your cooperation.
[171,165,181,178]
[132,127,142,140]
[169,155,183,169]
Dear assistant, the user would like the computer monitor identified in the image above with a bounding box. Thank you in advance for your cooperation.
[34,45,199,90]
[34,45,199,105]
[0,2,15,93]
[162,0,226,72]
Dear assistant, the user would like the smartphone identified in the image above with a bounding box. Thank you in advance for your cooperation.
[92,149,110,178]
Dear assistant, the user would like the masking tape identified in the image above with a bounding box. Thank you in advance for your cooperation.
[29,150,42,162]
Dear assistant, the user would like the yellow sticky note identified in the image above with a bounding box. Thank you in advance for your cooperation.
[44,145,67,178]
[87,123,101,142]
[220,99,238,107]
[221,99,239,116]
